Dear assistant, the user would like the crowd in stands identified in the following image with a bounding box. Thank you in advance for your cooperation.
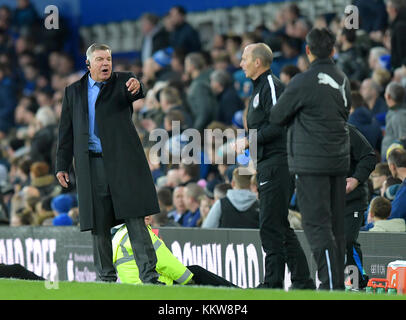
[0,0,406,233]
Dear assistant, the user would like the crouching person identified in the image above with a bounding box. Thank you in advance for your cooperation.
[112,217,237,287]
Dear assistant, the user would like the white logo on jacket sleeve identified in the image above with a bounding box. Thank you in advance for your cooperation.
[317,72,348,108]
[253,93,259,108]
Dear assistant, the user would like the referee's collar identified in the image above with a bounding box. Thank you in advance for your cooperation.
[253,69,272,87]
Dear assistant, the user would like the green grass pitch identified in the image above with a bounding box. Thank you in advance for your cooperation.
[0,279,405,300]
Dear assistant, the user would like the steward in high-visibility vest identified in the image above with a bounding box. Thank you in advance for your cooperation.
[112,224,193,285]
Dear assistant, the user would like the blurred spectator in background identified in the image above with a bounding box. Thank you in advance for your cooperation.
[348,91,383,154]
[12,0,39,36]
[386,0,406,69]
[354,0,388,33]
[381,82,406,160]
[0,63,17,139]
[167,185,187,223]
[29,161,60,198]
[368,47,390,75]
[336,28,367,82]
[179,182,204,227]
[279,64,301,85]
[160,85,193,128]
[369,196,405,232]
[167,6,201,54]
[386,148,406,221]
[202,168,259,229]
[185,52,218,131]
[360,78,388,124]
[140,13,170,63]
[50,193,73,226]
[210,69,244,125]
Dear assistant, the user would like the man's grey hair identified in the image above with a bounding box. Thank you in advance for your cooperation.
[210,69,232,88]
[370,46,389,60]
[386,81,406,104]
[86,43,111,61]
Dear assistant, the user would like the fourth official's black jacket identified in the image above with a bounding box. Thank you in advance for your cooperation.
[246,69,287,169]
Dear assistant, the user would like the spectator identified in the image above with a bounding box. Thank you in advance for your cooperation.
[370,162,392,198]
[196,194,212,227]
[210,69,244,125]
[179,182,204,227]
[160,86,193,128]
[336,28,367,81]
[381,82,406,160]
[178,161,200,186]
[167,6,201,54]
[381,176,402,200]
[386,0,406,69]
[50,193,73,226]
[368,47,390,74]
[12,0,39,35]
[348,91,383,153]
[213,182,232,202]
[165,169,182,188]
[354,0,388,33]
[143,48,178,85]
[387,148,406,221]
[68,207,79,226]
[0,63,17,139]
[29,105,57,166]
[10,207,33,226]
[29,161,60,198]
[202,168,259,229]
[185,52,218,132]
[157,186,174,213]
[369,196,406,232]
[167,185,187,223]
[34,196,54,226]
[140,13,170,63]
[360,78,388,123]
[279,64,301,85]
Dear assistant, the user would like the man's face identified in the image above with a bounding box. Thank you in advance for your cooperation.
[88,49,112,82]
[240,46,256,80]
[360,79,374,101]
[389,162,398,179]
[173,187,186,212]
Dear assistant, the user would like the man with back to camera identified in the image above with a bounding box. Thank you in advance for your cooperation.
[55,43,162,284]
[235,42,314,289]
[269,28,352,290]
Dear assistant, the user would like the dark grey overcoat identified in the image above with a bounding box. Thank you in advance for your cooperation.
[56,71,160,231]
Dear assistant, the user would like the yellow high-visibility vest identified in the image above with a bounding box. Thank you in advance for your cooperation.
[112,224,193,285]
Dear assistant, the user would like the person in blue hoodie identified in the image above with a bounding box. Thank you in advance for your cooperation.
[348,91,383,154]
[51,194,74,226]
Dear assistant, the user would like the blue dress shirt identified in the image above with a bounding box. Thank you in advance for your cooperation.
[88,74,104,152]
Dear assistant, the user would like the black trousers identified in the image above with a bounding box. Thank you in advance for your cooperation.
[257,165,314,289]
[89,156,159,283]
[0,263,45,280]
[187,265,238,287]
[344,207,367,287]
[296,174,346,290]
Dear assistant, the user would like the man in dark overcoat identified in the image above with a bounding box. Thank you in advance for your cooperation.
[55,43,161,283]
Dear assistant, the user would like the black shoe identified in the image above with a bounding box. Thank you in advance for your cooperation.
[255,282,283,289]
[290,279,316,290]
